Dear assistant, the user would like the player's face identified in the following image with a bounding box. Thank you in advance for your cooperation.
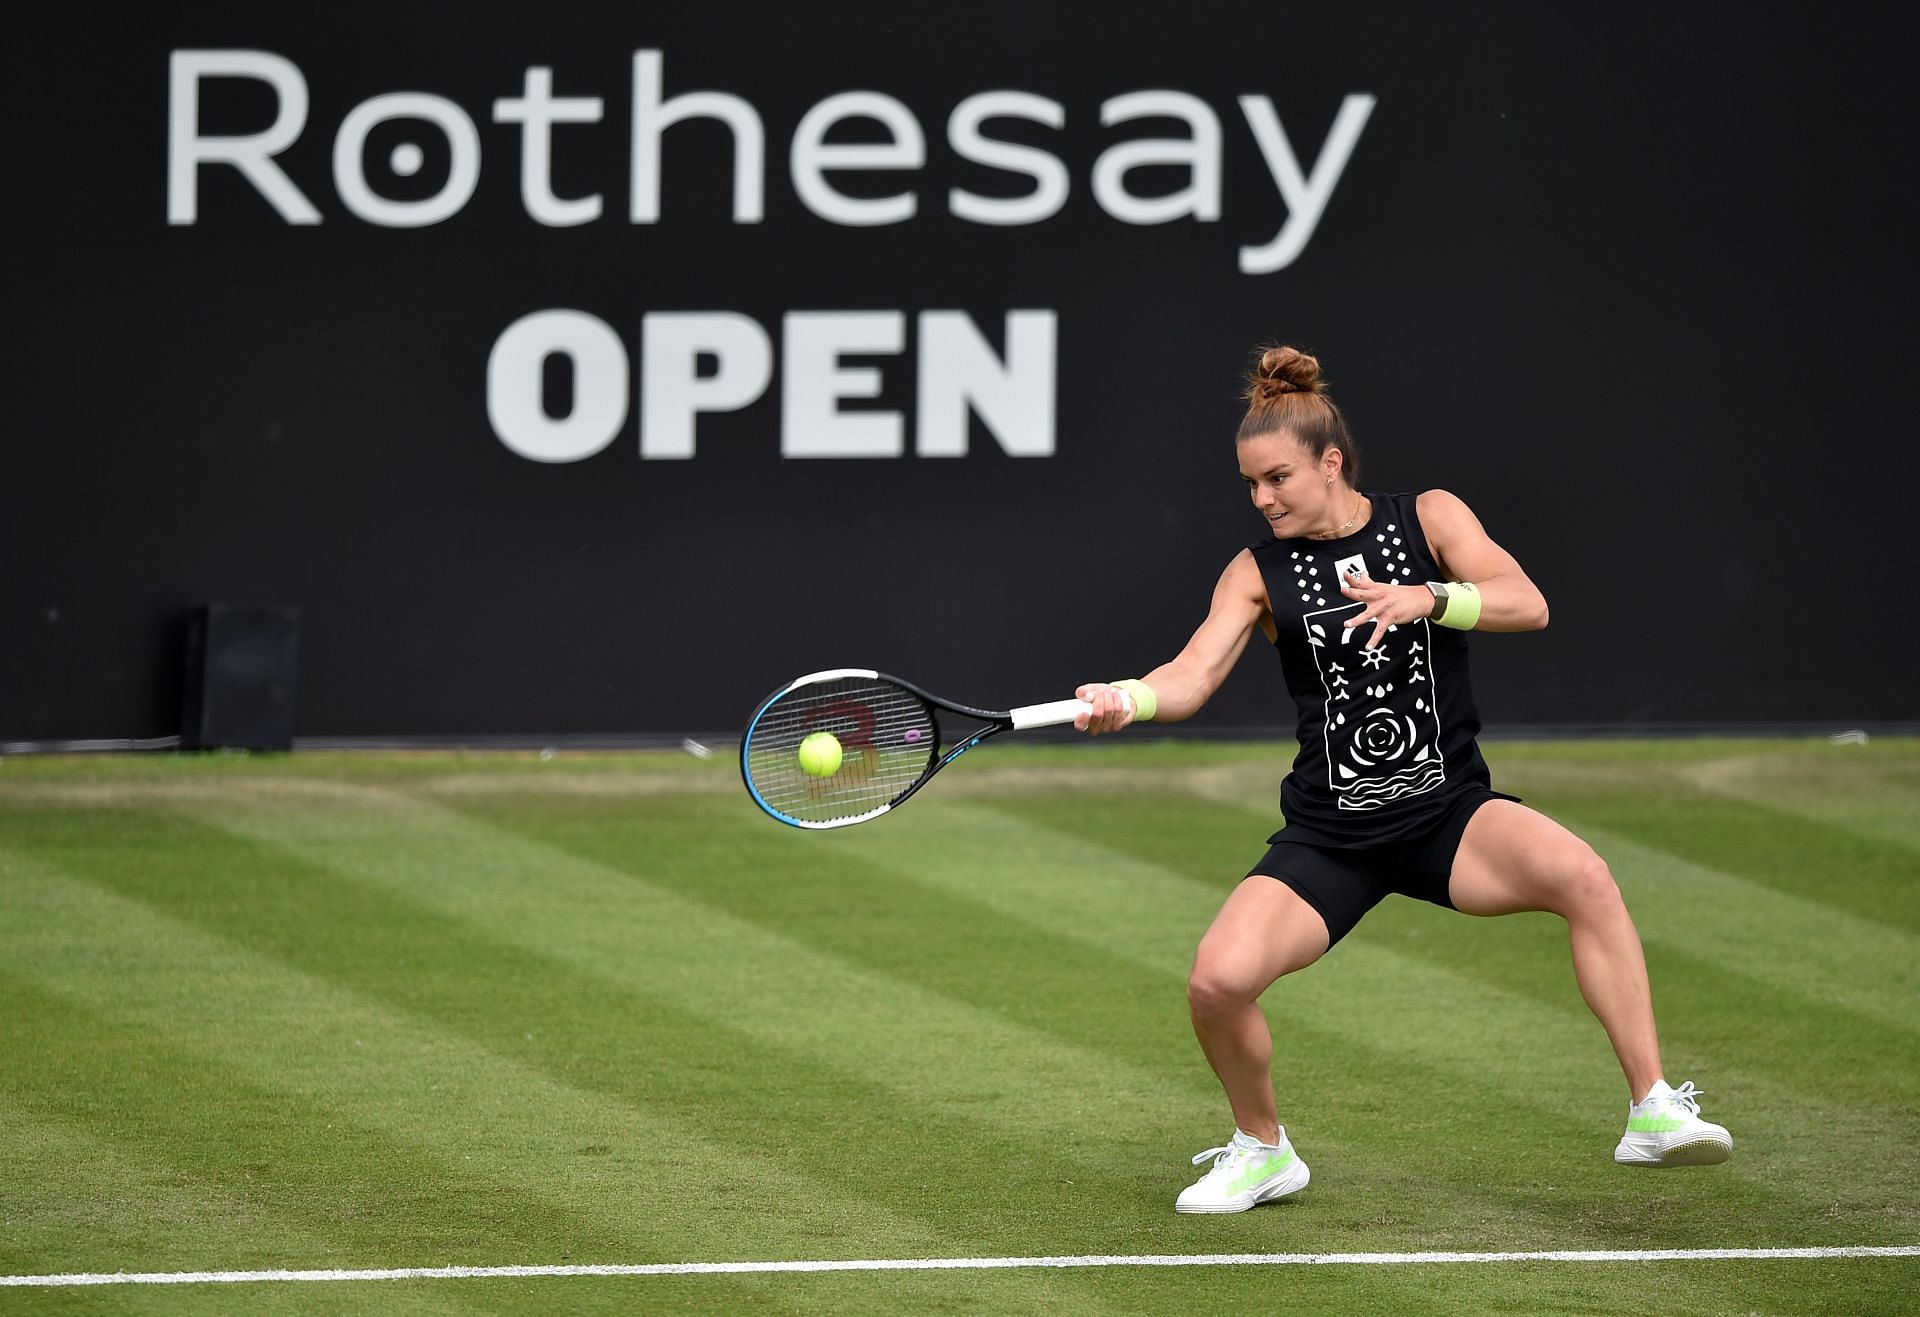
[1238,431,1339,535]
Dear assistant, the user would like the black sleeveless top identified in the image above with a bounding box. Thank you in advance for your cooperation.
[1247,491,1503,847]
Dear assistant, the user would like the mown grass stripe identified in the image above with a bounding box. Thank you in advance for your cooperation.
[186,782,1213,1151]
[102,792,1250,1266]
[7,1244,1917,1286]
[14,804,1210,1259]
[482,795,1196,1074]
[0,845,945,1298]
[0,971,535,1317]
[465,791,1662,1244]
[1338,879,1920,1118]
[2,744,1916,1314]
[1537,793,1920,936]
[0,1097,361,1285]
[1558,820,1920,1036]
[186,784,1641,1257]
[0,841,1152,1315]
[1,804,1474,1307]
[1669,748,1920,858]
[164,779,1920,1243]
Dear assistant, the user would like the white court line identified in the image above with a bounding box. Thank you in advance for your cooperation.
[3,1246,1915,1288]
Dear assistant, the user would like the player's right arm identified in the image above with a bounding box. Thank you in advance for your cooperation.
[1076,550,1270,734]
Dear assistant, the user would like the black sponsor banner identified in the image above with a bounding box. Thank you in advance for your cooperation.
[6,3,1915,739]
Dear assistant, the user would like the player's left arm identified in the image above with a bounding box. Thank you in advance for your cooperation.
[1414,488,1550,632]
[1338,489,1549,648]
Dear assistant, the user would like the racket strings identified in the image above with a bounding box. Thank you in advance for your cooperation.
[744,677,937,824]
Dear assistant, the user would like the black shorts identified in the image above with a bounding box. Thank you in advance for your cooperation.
[1247,789,1520,947]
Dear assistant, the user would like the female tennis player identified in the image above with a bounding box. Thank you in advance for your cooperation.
[1075,346,1732,1213]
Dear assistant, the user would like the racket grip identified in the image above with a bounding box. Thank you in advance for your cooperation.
[1009,691,1133,730]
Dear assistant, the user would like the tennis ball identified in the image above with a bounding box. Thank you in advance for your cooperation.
[797,731,843,777]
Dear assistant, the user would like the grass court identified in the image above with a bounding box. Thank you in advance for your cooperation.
[1,738,1915,1313]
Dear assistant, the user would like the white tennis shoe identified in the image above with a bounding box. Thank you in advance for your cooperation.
[1175,1127,1310,1213]
[1614,1080,1733,1167]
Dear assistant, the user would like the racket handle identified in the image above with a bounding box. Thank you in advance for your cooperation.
[1009,691,1133,730]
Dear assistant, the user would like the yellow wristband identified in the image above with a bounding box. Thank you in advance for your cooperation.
[1430,581,1482,631]
[1111,679,1158,722]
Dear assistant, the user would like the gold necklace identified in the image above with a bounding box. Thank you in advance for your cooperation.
[1315,495,1366,539]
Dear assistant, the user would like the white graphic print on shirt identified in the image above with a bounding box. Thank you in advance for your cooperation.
[1302,558,1447,811]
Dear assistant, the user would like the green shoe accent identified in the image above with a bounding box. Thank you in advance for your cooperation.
[1627,1112,1688,1133]
[1224,1149,1293,1193]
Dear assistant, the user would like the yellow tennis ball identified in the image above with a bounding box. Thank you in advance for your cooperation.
[797,731,843,777]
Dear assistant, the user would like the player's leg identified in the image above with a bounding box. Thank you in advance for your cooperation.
[1448,799,1731,1166]
[1176,876,1329,1212]
[1448,800,1660,1096]
[1186,876,1330,1143]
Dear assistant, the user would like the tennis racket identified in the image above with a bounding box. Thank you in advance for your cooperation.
[739,668,1129,829]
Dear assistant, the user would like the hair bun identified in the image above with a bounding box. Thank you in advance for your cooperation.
[1257,346,1321,395]
[1244,346,1323,405]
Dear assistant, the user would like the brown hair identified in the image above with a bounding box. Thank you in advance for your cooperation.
[1236,345,1361,486]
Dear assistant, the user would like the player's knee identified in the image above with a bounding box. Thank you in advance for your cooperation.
[1564,850,1622,916]
[1187,965,1254,1019]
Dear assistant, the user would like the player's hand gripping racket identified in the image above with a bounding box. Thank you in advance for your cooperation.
[740,668,1128,829]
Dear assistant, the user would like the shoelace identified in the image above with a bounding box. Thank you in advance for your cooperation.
[1191,1144,1236,1168]
[1668,1081,1704,1116]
